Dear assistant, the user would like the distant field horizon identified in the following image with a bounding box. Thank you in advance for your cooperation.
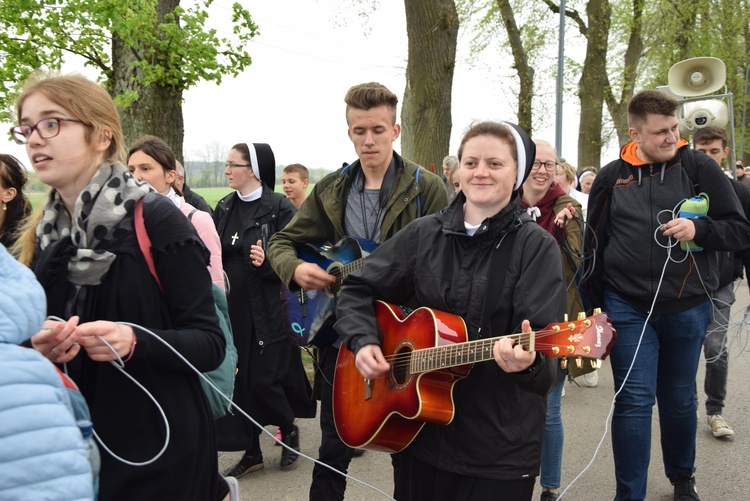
[27,185,311,211]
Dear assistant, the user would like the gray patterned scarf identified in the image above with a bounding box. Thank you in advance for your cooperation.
[37,162,153,286]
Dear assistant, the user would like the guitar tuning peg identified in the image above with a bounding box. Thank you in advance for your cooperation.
[560,358,568,369]
[564,313,569,322]
[590,359,602,369]
[575,357,583,368]
[593,307,602,315]
[577,311,586,320]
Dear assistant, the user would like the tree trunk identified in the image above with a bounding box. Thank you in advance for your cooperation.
[602,0,643,148]
[576,0,610,168]
[401,0,458,173]
[111,0,185,162]
[496,0,534,134]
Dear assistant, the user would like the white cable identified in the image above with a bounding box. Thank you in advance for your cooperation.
[115,322,395,500]
[558,200,701,499]
[48,315,171,467]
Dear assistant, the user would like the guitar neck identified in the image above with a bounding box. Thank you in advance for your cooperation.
[334,258,365,284]
[409,332,534,374]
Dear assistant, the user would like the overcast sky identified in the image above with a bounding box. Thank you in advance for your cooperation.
[2,0,616,172]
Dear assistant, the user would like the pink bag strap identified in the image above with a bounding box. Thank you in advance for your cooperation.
[134,198,163,292]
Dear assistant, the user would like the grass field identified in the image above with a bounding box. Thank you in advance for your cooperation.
[26,185,316,212]
[192,187,233,208]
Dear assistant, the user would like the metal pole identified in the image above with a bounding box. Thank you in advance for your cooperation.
[555,0,565,157]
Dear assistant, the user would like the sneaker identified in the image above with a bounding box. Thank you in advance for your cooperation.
[671,475,700,500]
[582,369,599,387]
[540,490,559,501]
[223,454,264,478]
[224,476,240,501]
[707,414,734,438]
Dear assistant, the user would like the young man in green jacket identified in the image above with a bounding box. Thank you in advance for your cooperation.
[268,82,448,500]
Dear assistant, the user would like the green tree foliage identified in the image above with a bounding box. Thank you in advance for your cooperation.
[639,0,750,161]
[0,0,259,160]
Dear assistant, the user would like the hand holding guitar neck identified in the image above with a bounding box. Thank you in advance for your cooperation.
[493,319,536,372]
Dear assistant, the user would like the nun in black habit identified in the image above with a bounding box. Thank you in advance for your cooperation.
[213,142,315,476]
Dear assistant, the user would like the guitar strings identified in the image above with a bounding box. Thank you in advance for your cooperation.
[381,328,597,372]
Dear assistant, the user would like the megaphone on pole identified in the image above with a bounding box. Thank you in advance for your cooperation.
[667,57,726,98]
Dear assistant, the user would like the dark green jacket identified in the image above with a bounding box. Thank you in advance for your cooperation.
[268,153,449,287]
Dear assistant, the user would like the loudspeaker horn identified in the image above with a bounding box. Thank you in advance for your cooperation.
[668,57,726,97]
[677,99,729,131]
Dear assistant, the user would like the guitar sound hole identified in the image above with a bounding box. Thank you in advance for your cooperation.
[326,266,341,295]
[392,346,411,386]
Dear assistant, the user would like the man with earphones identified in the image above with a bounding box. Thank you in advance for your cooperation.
[585,90,750,501]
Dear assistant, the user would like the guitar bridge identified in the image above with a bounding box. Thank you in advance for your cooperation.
[363,378,374,401]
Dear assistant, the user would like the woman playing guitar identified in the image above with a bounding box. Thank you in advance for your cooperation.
[335,121,569,501]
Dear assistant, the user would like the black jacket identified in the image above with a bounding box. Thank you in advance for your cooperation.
[335,193,566,480]
[586,143,750,314]
[34,193,226,501]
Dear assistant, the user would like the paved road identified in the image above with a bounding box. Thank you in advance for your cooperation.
[222,281,750,500]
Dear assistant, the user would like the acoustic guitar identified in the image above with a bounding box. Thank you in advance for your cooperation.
[333,301,616,453]
[281,236,377,347]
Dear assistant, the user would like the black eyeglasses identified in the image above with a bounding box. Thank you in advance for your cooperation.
[10,117,85,145]
[226,162,252,169]
[532,160,557,172]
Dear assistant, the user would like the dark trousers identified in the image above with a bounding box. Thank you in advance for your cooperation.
[309,346,356,501]
[393,452,535,501]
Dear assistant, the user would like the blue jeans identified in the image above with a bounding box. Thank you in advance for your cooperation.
[540,376,564,490]
[604,289,710,501]
[703,283,734,415]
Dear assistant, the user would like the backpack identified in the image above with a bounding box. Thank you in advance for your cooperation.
[134,199,238,419]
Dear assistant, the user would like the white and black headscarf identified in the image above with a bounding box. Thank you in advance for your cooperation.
[496,121,536,193]
[245,143,276,191]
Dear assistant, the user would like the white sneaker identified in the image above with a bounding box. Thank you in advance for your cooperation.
[225,476,240,501]
[582,369,599,387]
[707,414,734,438]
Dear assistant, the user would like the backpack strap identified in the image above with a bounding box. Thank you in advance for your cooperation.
[271,192,282,221]
[415,167,422,216]
[134,198,163,292]
[187,208,198,221]
[680,147,700,192]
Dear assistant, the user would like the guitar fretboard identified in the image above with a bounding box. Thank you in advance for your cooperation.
[332,258,365,284]
[408,332,534,373]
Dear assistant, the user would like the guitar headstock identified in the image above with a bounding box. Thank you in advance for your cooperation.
[534,310,616,361]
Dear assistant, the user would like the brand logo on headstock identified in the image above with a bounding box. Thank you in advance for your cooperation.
[567,333,583,343]
[595,324,603,347]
